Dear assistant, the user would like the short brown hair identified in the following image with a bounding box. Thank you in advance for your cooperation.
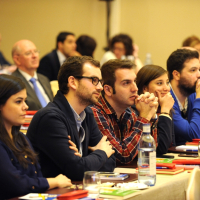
[136,65,167,95]
[101,59,136,94]
[58,56,100,94]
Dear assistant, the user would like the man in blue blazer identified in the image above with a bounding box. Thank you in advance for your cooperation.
[27,56,116,181]
[12,40,53,110]
[37,32,77,81]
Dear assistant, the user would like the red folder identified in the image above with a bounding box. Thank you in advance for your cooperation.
[57,190,88,200]
[26,110,37,115]
[172,159,200,165]
[156,163,176,169]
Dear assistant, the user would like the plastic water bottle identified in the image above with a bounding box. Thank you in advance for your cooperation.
[138,123,156,186]
[144,53,153,65]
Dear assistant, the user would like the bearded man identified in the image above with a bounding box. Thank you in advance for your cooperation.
[167,49,200,145]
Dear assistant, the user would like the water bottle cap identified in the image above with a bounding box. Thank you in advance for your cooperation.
[143,124,150,132]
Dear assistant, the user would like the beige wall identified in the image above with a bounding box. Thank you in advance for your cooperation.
[0,0,107,62]
[1,0,200,68]
[120,0,200,68]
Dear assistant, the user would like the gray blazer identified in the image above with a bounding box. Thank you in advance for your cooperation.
[12,69,54,110]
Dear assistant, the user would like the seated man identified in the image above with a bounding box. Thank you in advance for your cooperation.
[12,40,53,110]
[27,56,115,181]
[167,49,200,145]
[38,32,77,81]
[90,59,158,164]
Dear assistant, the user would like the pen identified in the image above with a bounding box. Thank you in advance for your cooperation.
[185,149,198,152]
[156,167,168,169]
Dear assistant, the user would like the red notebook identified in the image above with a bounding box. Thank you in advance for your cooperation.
[156,167,184,175]
[186,139,200,146]
[57,190,88,200]
[156,163,176,169]
[26,110,37,115]
[172,159,200,165]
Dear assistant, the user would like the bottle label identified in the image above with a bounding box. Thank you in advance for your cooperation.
[149,151,156,175]
[143,125,150,133]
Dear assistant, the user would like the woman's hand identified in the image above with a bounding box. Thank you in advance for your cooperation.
[156,91,174,113]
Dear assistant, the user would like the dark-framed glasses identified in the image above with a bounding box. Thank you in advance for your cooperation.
[74,76,103,86]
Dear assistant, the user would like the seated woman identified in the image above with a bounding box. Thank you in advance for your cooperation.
[135,65,175,155]
[0,74,72,199]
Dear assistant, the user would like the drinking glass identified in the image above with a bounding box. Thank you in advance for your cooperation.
[83,171,101,198]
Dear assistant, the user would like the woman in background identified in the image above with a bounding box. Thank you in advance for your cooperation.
[136,65,175,155]
[0,74,72,199]
[76,35,97,57]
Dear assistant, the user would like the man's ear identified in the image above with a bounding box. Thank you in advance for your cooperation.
[172,70,180,81]
[57,42,63,50]
[68,76,77,90]
[12,55,20,66]
[104,85,113,96]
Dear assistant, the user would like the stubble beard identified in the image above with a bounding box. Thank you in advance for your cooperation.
[76,88,99,106]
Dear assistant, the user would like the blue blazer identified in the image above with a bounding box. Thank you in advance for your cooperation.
[0,133,49,200]
[170,90,200,145]
[27,90,116,181]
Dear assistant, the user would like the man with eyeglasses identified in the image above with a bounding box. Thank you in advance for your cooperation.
[90,59,158,164]
[27,56,115,181]
[167,49,200,145]
[12,40,53,110]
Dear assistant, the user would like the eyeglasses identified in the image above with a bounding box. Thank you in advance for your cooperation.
[19,50,40,56]
[74,76,103,86]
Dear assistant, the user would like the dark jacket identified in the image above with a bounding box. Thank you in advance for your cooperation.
[0,51,11,66]
[0,133,49,200]
[37,50,60,81]
[27,90,116,181]
[12,69,54,110]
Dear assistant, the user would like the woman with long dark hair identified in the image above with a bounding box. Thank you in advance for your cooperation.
[0,74,72,199]
[136,65,175,155]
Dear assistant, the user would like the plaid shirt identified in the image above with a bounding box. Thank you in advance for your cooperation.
[90,94,158,164]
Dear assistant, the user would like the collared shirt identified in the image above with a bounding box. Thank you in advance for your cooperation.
[90,94,158,164]
[169,83,188,112]
[57,50,66,66]
[18,69,50,103]
[69,104,86,156]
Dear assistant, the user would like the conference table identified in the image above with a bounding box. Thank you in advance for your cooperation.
[9,149,197,200]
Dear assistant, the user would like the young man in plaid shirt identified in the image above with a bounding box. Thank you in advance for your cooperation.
[90,59,158,164]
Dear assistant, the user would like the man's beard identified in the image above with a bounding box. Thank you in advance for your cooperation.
[76,87,100,106]
[178,76,196,97]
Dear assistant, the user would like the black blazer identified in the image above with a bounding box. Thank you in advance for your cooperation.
[27,90,116,181]
[0,51,11,66]
[37,50,60,81]
[12,69,54,110]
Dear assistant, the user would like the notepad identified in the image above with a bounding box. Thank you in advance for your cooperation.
[156,167,184,175]
[99,188,139,199]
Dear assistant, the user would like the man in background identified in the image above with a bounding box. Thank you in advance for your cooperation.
[12,39,53,110]
[37,32,77,81]
[167,49,200,145]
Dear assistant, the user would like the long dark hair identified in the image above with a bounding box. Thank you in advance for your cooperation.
[0,74,37,168]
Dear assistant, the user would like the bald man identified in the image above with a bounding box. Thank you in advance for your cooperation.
[12,40,53,110]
